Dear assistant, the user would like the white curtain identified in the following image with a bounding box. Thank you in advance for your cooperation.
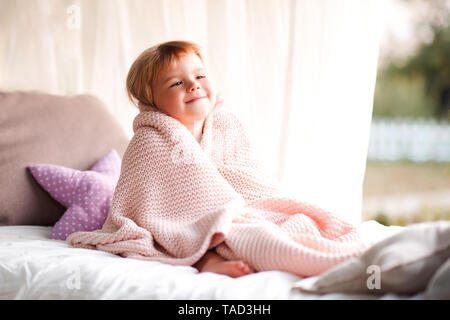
[0,0,384,224]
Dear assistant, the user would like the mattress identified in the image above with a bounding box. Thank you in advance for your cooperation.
[0,221,426,300]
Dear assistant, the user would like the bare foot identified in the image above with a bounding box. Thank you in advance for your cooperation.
[202,260,255,278]
[194,250,255,278]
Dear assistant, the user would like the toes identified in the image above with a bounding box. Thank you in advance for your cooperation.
[220,264,242,278]
[204,260,255,278]
[236,261,254,274]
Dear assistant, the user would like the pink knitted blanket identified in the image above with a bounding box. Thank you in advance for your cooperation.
[67,103,368,276]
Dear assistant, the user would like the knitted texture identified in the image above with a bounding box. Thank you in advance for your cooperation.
[67,103,368,276]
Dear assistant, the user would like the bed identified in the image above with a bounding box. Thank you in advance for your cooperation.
[0,222,424,300]
[1,91,449,300]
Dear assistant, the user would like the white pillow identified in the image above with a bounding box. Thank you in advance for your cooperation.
[293,221,450,295]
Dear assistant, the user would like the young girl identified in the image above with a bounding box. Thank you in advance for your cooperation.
[127,40,255,277]
[67,40,368,278]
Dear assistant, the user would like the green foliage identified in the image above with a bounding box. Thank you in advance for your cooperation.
[374,1,450,120]
[373,73,436,118]
[373,213,390,226]
[368,209,450,227]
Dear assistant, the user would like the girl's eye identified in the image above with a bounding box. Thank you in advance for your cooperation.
[170,75,205,88]
[170,81,182,88]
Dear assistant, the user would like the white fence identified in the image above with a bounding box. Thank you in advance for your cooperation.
[367,117,450,162]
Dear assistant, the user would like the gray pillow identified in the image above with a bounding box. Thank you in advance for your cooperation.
[293,221,450,295]
[424,257,450,299]
[0,91,130,226]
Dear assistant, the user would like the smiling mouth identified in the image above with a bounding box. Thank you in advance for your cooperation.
[186,96,207,103]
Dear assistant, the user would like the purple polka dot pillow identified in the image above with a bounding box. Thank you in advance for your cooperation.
[27,150,121,240]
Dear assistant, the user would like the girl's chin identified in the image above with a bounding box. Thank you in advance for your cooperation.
[185,101,212,116]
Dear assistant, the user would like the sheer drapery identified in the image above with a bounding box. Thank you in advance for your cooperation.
[0,0,384,224]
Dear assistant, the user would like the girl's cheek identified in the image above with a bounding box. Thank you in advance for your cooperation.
[166,91,178,101]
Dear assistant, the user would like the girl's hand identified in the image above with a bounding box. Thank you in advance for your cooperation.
[215,93,224,108]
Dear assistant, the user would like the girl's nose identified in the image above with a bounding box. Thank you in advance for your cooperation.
[188,82,200,92]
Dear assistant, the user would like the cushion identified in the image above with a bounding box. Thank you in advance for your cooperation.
[0,91,129,226]
[424,256,450,299]
[28,149,121,240]
[293,221,450,295]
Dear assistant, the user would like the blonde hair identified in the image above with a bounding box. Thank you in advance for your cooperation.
[126,40,205,112]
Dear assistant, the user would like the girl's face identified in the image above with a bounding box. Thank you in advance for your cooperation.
[152,53,216,126]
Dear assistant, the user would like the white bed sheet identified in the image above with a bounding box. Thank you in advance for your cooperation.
[0,222,421,300]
